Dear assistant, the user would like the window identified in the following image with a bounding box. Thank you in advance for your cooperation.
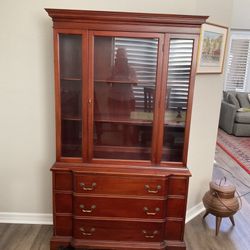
[114,37,158,111]
[224,31,250,92]
[114,38,194,110]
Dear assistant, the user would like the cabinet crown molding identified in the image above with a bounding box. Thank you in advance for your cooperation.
[45,8,208,27]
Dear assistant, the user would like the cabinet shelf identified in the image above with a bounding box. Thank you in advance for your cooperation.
[62,115,82,121]
[61,77,82,81]
[62,143,82,157]
[93,145,151,160]
[94,115,152,126]
[95,79,137,85]
[94,114,185,128]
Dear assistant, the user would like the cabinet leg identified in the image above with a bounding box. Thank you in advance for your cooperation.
[50,237,73,250]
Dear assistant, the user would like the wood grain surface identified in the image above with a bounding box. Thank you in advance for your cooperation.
[1,147,249,250]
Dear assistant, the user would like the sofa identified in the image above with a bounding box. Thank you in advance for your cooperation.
[219,91,250,136]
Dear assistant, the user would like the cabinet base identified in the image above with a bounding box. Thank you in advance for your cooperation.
[51,236,72,250]
[51,237,186,250]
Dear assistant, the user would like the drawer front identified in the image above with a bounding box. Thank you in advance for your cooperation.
[74,196,165,219]
[74,174,166,196]
[74,219,164,242]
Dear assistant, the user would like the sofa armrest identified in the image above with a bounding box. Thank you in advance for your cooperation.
[219,101,237,134]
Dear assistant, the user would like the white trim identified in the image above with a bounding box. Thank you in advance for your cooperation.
[185,202,205,223]
[0,212,53,225]
[0,204,204,225]
[224,30,250,92]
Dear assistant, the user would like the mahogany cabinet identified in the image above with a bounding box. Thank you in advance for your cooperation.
[46,8,207,250]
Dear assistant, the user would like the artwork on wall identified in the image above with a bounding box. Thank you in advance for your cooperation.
[197,23,228,74]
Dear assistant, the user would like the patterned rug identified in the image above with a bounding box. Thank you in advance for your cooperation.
[217,129,250,174]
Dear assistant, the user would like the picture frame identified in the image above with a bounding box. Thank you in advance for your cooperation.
[197,23,228,74]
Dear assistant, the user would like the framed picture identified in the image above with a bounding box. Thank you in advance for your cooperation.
[197,23,228,74]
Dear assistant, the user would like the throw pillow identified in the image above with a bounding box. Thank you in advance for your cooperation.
[236,92,250,108]
[228,93,240,109]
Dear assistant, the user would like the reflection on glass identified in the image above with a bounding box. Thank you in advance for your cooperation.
[107,48,137,117]
[93,36,158,160]
[161,39,194,162]
[59,34,82,157]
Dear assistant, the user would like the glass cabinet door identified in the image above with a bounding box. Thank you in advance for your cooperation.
[161,38,194,162]
[92,35,159,160]
[59,34,82,157]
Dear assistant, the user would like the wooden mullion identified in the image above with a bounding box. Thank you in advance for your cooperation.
[151,34,165,164]
[82,30,89,162]
[53,29,61,161]
[154,34,171,164]
[87,31,95,162]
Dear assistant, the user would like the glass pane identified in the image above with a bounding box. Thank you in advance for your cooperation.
[59,34,82,157]
[93,36,158,160]
[162,39,194,162]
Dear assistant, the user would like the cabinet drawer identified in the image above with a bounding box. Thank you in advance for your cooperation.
[73,219,164,242]
[74,196,165,219]
[74,174,166,196]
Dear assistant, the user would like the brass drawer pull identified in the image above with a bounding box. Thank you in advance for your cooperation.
[80,182,96,191]
[145,184,161,194]
[144,207,160,216]
[142,230,158,239]
[80,227,95,236]
[80,204,96,213]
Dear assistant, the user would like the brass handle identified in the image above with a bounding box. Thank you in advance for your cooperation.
[80,204,96,213]
[144,207,160,216]
[80,227,95,236]
[142,230,158,239]
[145,184,161,194]
[80,182,96,191]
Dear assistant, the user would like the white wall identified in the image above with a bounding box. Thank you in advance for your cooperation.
[0,0,233,215]
[187,0,233,209]
[232,0,250,29]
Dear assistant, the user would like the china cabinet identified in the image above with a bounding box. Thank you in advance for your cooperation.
[46,8,207,250]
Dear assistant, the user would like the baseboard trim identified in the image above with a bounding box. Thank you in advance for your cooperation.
[0,203,204,225]
[0,212,53,225]
[185,202,205,223]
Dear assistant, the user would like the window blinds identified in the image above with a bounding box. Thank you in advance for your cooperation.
[167,39,193,110]
[225,35,250,92]
[114,37,158,111]
[114,37,194,110]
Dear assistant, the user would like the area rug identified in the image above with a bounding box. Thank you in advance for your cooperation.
[217,129,250,174]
